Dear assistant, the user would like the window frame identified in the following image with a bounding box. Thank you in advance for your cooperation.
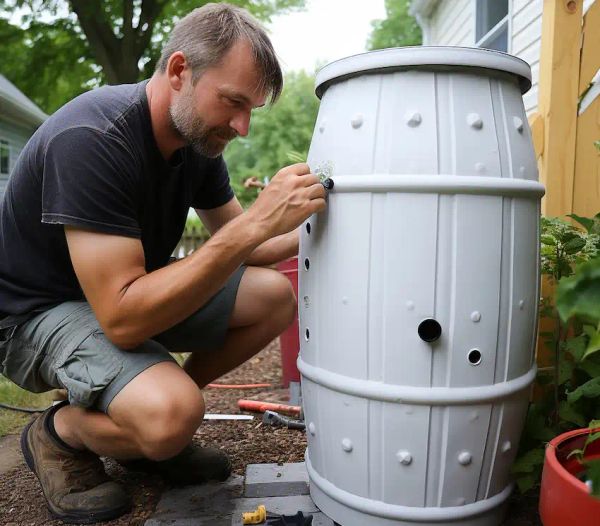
[0,139,10,176]
[473,0,512,53]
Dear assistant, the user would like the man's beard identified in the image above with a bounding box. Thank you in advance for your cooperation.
[168,85,237,158]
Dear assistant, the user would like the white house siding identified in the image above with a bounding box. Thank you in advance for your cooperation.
[430,0,475,47]
[0,116,30,197]
[419,0,597,116]
[511,0,543,114]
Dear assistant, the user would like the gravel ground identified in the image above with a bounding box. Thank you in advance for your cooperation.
[0,339,306,525]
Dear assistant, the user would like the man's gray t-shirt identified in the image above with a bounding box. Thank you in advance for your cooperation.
[0,81,234,321]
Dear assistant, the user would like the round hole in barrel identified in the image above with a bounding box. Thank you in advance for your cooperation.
[417,318,442,342]
[468,349,482,365]
[304,258,310,271]
[306,223,312,234]
[305,328,310,341]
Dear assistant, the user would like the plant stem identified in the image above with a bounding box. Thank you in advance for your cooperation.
[554,315,562,430]
[553,245,562,430]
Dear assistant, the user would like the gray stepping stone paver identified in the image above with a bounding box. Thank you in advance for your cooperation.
[145,463,338,525]
[244,462,309,497]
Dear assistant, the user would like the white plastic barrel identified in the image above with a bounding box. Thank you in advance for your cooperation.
[298,47,544,526]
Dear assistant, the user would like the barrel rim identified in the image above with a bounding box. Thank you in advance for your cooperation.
[315,46,532,98]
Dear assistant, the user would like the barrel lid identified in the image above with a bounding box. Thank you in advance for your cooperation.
[315,46,532,98]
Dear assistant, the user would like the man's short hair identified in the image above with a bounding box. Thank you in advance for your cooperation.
[156,3,283,104]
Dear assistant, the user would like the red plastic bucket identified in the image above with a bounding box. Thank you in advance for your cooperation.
[539,427,600,525]
[277,257,300,387]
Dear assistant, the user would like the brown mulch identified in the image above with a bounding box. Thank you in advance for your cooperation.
[0,339,306,525]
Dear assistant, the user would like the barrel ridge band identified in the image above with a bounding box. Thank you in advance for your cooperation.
[298,358,537,405]
[317,174,544,198]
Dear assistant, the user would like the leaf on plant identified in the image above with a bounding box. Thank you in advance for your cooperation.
[286,150,305,164]
[569,214,595,233]
[557,258,600,322]
[585,432,600,449]
[559,259,573,278]
[583,459,600,498]
[541,234,557,246]
[588,420,600,430]
[559,359,575,385]
[559,400,587,426]
[511,448,545,474]
[522,406,555,441]
[515,474,538,494]
[567,377,600,404]
[567,448,585,460]
[564,236,586,254]
[565,334,589,362]
[578,358,600,379]
[583,331,600,361]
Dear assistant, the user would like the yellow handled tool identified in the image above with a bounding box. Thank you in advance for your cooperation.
[242,504,267,524]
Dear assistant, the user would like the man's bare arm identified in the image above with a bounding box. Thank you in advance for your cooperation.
[197,197,300,266]
[65,163,326,349]
[65,214,262,349]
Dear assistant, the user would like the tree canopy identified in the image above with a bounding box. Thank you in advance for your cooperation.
[0,0,305,113]
[367,0,422,50]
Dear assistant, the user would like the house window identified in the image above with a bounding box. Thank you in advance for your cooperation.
[475,0,509,52]
[0,140,9,175]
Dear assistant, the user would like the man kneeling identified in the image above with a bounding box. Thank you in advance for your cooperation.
[0,3,326,523]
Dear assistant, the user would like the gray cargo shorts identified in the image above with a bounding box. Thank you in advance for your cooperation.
[0,266,246,413]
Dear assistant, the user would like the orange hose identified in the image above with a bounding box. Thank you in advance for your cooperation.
[206,383,272,389]
[237,399,302,417]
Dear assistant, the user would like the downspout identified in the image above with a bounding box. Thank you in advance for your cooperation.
[409,0,437,46]
[414,12,431,45]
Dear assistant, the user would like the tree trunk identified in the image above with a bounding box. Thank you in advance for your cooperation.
[68,0,165,85]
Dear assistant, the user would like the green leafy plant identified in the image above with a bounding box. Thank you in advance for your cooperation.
[565,419,600,496]
[513,213,600,494]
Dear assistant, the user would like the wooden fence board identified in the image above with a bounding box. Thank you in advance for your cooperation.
[573,96,600,216]
[579,0,600,95]
[537,0,583,218]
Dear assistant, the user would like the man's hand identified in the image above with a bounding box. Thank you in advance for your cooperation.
[246,163,327,239]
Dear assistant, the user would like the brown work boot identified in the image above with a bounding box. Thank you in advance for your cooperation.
[118,443,231,486]
[21,402,130,524]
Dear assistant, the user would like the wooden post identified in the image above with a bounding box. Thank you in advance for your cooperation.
[572,0,600,217]
[533,0,584,378]
[528,113,544,160]
[537,0,583,218]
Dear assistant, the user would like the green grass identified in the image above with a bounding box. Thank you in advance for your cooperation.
[0,376,54,437]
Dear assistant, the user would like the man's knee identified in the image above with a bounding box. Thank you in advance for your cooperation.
[265,270,296,325]
[109,365,205,461]
[135,387,205,461]
[232,267,297,328]
[254,269,296,332]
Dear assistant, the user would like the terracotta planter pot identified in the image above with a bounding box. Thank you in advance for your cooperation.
[539,427,600,525]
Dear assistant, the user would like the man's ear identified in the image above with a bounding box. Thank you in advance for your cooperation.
[166,51,189,92]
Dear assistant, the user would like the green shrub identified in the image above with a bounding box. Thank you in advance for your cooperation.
[513,213,600,494]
